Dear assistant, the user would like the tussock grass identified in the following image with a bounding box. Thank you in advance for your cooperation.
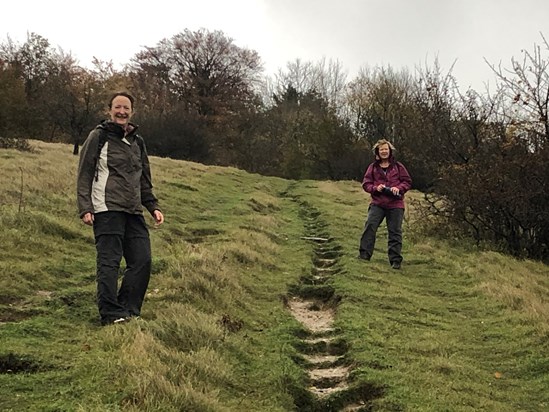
[0,140,547,411]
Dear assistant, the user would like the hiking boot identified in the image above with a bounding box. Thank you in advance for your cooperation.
[391,262,401,270]
[357,254,370,261]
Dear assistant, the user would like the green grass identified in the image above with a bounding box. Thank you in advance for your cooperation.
[0,141,547,411]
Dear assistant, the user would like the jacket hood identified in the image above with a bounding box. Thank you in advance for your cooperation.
[97,120,139,136]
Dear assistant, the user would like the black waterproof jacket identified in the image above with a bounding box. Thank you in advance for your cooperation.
[77,121,160,218]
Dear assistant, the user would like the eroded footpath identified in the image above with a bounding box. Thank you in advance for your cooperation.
[284,198,384,411]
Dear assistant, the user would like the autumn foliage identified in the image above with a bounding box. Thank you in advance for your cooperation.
[1,30,548,260]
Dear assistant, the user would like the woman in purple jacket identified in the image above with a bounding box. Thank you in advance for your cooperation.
[358,139,412,269]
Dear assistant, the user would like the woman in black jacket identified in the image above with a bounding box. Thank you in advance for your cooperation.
[77,92,164,325]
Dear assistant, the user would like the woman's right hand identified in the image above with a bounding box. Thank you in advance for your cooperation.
[82,212,94,226]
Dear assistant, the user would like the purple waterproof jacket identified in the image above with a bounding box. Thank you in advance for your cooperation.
[362,157,412,209]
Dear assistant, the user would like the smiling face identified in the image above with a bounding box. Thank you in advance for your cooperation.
[109,95,133,126]
[377,143,391,160]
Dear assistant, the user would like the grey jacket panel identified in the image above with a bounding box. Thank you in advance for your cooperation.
[77,122,160,218]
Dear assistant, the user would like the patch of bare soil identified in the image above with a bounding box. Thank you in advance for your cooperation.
[287,297,335,333]
[303,354,342,364]
[287,294,354,398]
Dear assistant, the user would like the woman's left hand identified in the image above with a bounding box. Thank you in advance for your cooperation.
[153,210,164,225]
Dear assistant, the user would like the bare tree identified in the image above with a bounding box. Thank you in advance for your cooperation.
[422,37,549,260]
[129,28,263,164]
[486,33,549,148]
[268,58,348,111]
[131,28,263,117]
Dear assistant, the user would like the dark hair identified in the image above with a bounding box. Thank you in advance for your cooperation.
[109,92,135,110]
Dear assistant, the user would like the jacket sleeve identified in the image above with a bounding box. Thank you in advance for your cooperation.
[139,139,161,215]
[76,130,99,217]
[361,163,375,193]
[396,162,412,194]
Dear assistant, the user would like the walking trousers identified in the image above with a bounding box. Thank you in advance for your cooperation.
[359,204,404,264]
[93,211,151,324]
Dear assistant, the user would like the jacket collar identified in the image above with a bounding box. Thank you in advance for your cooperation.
[98,120,139,137]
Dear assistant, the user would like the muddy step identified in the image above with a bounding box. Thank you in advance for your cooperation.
[309,365,351,383]
[309,379,350,398]
[314,249,342,259]
[342,403,369,411]
[287,297,335,334]
[300,236,335,243]
[298,337,349,356]
[315,244,343,252]
[302,354,344,367]
[300,211,321,219]
[288,284,336,300]
[304,230,331,239]
[310,267,343,276]
[300,274,330,285]
[304,220,328,228]
[312,257,338,268]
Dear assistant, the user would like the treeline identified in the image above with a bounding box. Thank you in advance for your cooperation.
[1,30,548,261]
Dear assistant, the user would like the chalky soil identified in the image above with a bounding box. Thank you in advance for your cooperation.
[285,200,379,411]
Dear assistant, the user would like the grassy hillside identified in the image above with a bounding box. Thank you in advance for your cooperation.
[0,141,547,411]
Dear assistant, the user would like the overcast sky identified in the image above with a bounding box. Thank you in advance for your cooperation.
[2,0,548,92]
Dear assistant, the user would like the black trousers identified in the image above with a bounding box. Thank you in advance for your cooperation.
[359,205,404,264]
[93,212,151,324]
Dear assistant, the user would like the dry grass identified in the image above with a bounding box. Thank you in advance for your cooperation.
[474,252,549,329]
[1,141,547,411]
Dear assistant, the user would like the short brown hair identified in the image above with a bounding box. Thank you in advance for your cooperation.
[108,92,135,110]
